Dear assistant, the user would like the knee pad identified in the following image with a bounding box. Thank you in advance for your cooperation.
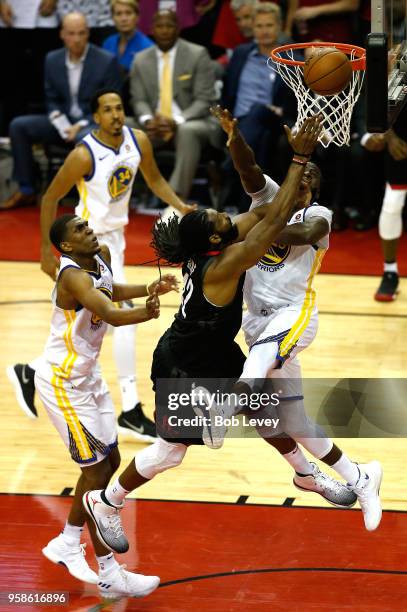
[379,183,406,240]
[135,438,187,479]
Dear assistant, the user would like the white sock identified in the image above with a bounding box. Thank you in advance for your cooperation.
[119,375,139,413]
[331,454,360,485]
[384,261,398,274]
[28,356,44,371]
[105,478,129,506]
[96,552,119,574]
[283,445,313,475]
[60,522,83,545]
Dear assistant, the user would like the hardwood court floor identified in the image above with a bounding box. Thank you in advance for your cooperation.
[1,262,406,610]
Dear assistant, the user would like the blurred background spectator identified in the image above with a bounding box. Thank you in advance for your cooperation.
[218,1,297,211]
[103,0,154,113]
[130,9,222,202]
[0,0,60,133]
[57,0,115,43]
[0,12,122,210]
[287,0,360,44]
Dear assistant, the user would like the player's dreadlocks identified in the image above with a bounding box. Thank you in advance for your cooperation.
[151,211,214,265]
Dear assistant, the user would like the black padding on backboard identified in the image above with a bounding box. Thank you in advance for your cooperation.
[366,33,389,132]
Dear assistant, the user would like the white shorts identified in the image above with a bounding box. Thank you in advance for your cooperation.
[242,305,318,399]
[97,227,126,283]
[35,368,117,466]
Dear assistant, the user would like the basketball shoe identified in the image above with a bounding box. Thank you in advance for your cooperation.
[192,386,228,449]
[98,564,160,599]
[6,363,37,418]
[293,463,357,508]
[117,403,157,442]
[347,461,383,531]
[374,272,399,301]
[83,490,129,554]
[42,535,98,584]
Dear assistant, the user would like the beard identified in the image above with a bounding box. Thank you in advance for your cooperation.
[219,222,239,245]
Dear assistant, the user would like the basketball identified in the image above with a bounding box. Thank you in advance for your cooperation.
[303,48,352,96]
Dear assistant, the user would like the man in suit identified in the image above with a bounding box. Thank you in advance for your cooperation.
[130,9,222,200]
[1,12,122,209]
[221,2,297,190]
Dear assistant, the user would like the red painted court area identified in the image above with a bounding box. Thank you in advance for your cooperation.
[1,494,406,611]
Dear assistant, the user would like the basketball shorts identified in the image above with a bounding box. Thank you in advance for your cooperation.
[151,329,246,445]
[241,305,318,397]
[35,368,117,466]
[386,152,407,188]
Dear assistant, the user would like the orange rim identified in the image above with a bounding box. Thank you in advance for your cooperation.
[270,42,366,71]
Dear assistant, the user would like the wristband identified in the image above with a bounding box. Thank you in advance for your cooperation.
[292,156,308,166]
[146,283,151,296]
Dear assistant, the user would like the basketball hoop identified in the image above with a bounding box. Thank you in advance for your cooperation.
[270,42,366,147]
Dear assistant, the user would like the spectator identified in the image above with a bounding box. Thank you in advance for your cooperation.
[130,9,222,200]
[137,0,215,36]
[0,0,60,132]
[219,2,297,209]
[103,0,154,114]
[57,0,115,43]
[374,104,407,302]
[286,0,360,44]
[212,0,256,63]
[103,0,154,72]
[0,12,122,210]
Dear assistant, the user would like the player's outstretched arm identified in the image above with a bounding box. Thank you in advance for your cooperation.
[273,217,330,246]
[210,105,265,194]
[62,268,160,325]
[135,129,197,216]
[40,146,92,280]
[112,273,179,301]
[209,115,323,279]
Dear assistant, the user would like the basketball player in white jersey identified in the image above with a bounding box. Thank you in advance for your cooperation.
[197,107,383,531]
[36,213,179,598]
[7,88,195,440]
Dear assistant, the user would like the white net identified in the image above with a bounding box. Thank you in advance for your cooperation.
[269,47,365,147]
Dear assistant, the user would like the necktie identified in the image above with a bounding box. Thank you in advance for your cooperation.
[159,52,173,118]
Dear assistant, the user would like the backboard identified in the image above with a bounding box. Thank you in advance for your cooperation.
[366,0,407,131]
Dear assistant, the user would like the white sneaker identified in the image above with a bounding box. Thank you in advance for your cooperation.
[348,461,383,531]
[192,385,227,449]
[98,564,160,599]
[83,490,129,553]
[294,463,357,508]
[42,534,98,584]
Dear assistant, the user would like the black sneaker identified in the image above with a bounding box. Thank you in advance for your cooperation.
[374,272,399,302]
[117,403,157,442]
[6,363,37,418]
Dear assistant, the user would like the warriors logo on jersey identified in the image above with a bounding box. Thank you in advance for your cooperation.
[108,164,134,200]
[258,243,291,271]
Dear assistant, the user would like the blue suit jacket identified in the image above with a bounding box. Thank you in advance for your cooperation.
[221,41,299,126]
[44,44,123,123]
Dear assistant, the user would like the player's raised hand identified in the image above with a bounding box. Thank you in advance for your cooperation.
[210,105,238,146]
[148,274,179,295]
[41,249,60,281]
[284,114,323,157]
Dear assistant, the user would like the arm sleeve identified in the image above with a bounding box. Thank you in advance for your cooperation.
[247,174,280,210]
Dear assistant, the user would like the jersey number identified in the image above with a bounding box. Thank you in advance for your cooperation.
[181,273,193,318]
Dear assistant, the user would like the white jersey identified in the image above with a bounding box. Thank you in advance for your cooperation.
[39,253,113,384]
[244,175,332,313]
[75,126,142,234]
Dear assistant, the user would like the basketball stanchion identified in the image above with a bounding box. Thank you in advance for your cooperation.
[270,42,366,147]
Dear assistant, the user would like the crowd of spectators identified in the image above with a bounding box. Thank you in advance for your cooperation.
[0,0,405,235]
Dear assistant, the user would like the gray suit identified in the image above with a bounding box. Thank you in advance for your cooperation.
[130,38,222,199]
